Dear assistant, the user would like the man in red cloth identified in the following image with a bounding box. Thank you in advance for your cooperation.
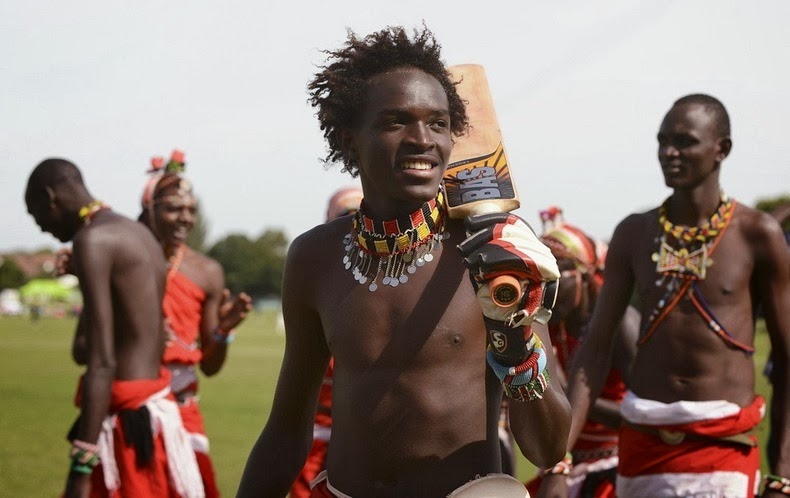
[25,158,204,498]
[527,208,638,498]
[563,95,790,497]
[140,151,252,497]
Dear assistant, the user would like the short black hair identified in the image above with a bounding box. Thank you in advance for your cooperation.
[26,158,84,200]
[308,24,468,177]
[673,93,731,138]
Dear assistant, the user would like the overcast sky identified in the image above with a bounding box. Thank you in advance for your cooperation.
[3,1,789,253]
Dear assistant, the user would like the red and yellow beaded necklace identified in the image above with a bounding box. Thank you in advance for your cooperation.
[652,192,735,280]
[641,193,752,353]
[343,189,448,292]
[78,200,110,226]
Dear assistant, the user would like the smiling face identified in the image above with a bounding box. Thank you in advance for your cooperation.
[151,185,196,248]
[657,102,729,191]
[343,67,453,218]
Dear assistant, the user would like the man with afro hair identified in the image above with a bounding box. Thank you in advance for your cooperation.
[239,25,570,498]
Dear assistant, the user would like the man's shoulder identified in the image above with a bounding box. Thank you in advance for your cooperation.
[74,211,145,247]
[290,217,349,256]
[732,201,786,245]
[613,208,658,236]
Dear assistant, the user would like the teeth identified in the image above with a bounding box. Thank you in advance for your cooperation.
[401,161,432,171]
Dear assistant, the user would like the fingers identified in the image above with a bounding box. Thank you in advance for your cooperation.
[463,211,512,233]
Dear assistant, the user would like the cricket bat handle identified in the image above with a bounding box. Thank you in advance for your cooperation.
[490,275,523,308]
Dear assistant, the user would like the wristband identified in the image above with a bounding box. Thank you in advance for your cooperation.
[213,330,235,344]
[502,368,551,402]
[487,333,547,386]
[541,452,573,476]
[765,474,790,495]
[69,440,100,475]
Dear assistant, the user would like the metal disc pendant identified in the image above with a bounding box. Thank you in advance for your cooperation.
[369,282,378,292]
[359,276,367,284]
[416,258,425,267]
[407,264,417,274]
[390,278,399,287]
[424,253,434,262]
[382,276,391,286]
[399,274,408,283]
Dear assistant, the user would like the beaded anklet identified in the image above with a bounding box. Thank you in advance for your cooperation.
[765,474,790,495]
[342,190,448,292]
[70,439,100,475]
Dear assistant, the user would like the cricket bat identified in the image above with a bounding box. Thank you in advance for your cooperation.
[444,64,522,307]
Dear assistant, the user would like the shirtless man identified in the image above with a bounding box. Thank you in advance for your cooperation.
[238,26,570,497]
[140,150,252,497]
[564,95,790,497]
[25,158,203,498]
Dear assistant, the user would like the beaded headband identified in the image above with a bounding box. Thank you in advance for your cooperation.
[140,149,190,209]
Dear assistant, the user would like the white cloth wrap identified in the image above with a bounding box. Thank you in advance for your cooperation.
[96,386,205,498]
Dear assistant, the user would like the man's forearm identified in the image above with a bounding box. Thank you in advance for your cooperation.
[510,385,571,468]
[77,365,114,444]
[237,425,311,497]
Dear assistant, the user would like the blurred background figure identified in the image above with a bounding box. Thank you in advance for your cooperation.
[140,150,252,497]
[289,186,362,498]
[529,207,639,498]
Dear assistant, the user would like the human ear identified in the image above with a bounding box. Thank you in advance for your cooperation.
[340,129,359,161]
[717,137,732,161]
[44,186,57,207]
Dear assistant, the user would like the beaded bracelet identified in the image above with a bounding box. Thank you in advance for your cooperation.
[487,334,547,386]
[213,331,235,344]
[213,326,235,345]
[502,368,551,402]
[541,452,573,477]
[69,440,100,475]
[765,474,790,495]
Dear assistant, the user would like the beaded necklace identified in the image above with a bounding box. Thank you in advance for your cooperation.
[342,190,448,292]
[166,244,186,284]
[640,193,752,353]
[652,192,734,281]
[78,200,110,226]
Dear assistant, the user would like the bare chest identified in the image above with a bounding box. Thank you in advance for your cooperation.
[315,242,485,372]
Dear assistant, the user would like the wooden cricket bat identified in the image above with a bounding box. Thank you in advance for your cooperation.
[444,64,522,306]
[444,64,519,218]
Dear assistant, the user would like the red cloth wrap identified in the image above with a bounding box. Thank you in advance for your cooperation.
[73,369,184,498]
[74,368,172,409]
[619,395,764,493]
[552,328,624,456]
[163,271,205,365]
[162,270,220,497]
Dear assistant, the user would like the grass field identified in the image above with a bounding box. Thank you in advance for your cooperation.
[0,313,774,496]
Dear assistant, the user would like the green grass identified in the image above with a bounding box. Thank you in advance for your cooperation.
[0,314,774,496]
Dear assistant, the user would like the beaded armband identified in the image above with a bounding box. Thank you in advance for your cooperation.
[487,333,550,401]
[69,440,100,475]
[541,452,573,477]
[765,474,790,495]
[213,326,235,345]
